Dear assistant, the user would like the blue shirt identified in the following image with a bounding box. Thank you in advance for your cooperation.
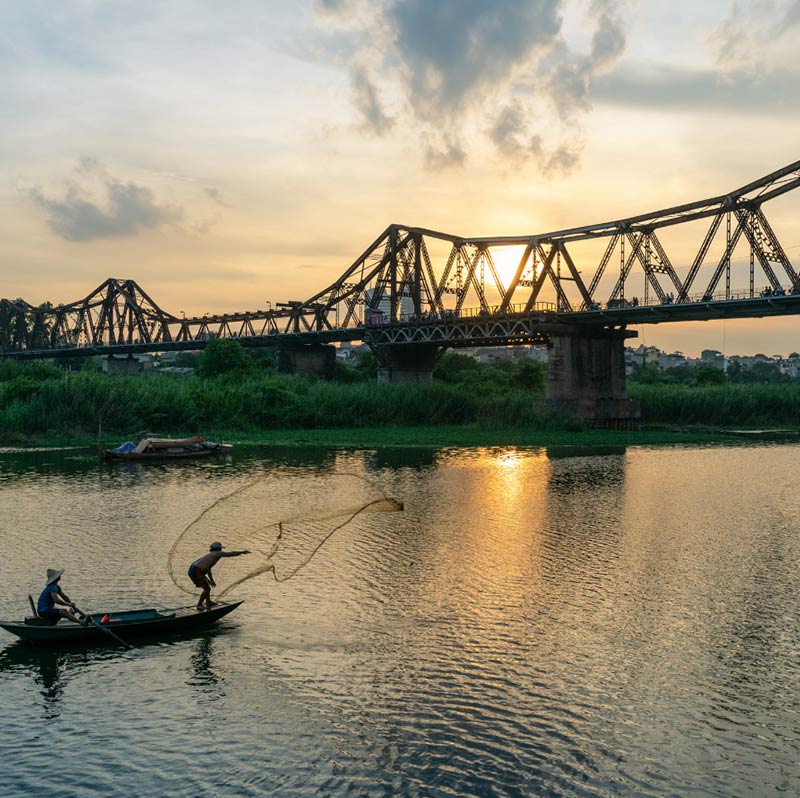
[37,583,60,615]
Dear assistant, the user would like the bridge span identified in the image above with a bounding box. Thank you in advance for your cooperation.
[3,160,800,424]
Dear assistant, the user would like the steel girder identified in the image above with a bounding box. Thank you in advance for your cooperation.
[2,161,800,357]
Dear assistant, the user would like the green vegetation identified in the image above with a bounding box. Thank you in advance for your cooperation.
[631,383,800,426]
[630,360,789,385]
[2,343,800,448]
[0,351,570,445]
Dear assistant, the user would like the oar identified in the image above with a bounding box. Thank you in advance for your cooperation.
[74,606,133,650]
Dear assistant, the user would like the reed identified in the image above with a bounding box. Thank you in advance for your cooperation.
[0,367,561,438]
[630,383,800,425]
[5,360,800,443]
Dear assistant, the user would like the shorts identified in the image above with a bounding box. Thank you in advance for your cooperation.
[39,607,61,623]
[188,565,209,588]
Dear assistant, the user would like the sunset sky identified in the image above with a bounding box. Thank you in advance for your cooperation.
[2,0,799,356]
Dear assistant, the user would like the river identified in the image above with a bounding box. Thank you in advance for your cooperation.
[1,442,798,797]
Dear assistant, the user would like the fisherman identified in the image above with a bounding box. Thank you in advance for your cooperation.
[188,542,250,610]
[37,569,89,625]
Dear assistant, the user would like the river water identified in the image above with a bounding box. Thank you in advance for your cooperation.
[0,442,798,797]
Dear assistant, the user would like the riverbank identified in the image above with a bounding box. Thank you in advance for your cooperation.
[4,360,800,449]
[3,424,799,452]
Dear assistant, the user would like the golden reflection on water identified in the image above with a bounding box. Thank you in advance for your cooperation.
[2,445,800,798]
[414,447,552,644]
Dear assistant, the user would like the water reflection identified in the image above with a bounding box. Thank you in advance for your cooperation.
[2,442,799,797]
[0,644,128,721]
[368,447,438,471]
[187,634,224,698]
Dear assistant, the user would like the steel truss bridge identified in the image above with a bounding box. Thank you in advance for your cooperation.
[3,160,800,359]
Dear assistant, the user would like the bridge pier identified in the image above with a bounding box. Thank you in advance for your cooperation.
[374,344,444,383]
[277,344,336,380]
[546,328,640,427]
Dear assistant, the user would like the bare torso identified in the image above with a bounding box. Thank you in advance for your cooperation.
[191,551,224,572]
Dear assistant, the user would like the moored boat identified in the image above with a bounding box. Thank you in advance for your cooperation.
[0,600,243,646]
[104,436,232,461]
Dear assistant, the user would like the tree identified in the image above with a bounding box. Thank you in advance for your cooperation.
[434,352,480,383]
[692,366,727,385]
[196,338,254,378]
[510,360,546,391]
[173,351,201,368]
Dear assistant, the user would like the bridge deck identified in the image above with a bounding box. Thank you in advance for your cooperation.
[7,293,800,359]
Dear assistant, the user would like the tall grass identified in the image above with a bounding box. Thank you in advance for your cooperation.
[5,358,799,443]
[630,383,800,426]
[0,367,568,440]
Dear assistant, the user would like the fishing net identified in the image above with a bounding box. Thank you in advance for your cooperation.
[168,472,403,599]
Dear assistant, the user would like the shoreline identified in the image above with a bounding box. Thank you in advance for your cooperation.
[2,425,800,452]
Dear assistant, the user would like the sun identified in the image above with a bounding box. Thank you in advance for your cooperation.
[486,245,530,301]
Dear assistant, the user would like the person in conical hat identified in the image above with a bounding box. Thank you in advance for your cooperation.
[188,542,250,611]
[37,569,88,625]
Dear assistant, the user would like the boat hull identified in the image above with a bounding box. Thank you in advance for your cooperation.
[103,448,217,461]
[0,601,243,646]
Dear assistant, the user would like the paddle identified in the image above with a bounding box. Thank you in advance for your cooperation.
[74,606,133,650]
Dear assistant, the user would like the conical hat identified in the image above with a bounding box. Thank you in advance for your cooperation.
[46,568,64,585]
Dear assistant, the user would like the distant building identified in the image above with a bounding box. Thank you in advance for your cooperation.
[364,287,414,323]
[467,345,548,364]
[700,349,726,369]
[102,354,153,374]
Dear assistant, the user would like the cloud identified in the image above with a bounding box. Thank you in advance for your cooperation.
[204,186,230,207]
[314,0,629,173]
[542,145,581,175]
[782,0,800,28]
[489,101,543,159]
[423,135,467,170]
[589,0,626,69]
[28,160,182,242]
[709,1,800,73]
[350,63,394,134]
[386,0,562,116]
[593,63,800,112]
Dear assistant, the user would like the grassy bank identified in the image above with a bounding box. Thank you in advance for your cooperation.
[0,364,574,445]
[2,356,800,450]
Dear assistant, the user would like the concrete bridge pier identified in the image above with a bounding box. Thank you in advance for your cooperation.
[374,344,444,383]
[277,344,336,380]
[546,327,640,427]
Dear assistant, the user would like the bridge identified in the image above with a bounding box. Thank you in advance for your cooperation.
[3,160,800,425]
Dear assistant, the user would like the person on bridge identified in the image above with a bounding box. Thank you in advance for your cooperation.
[188,542,250,610]
[37,569,89,625]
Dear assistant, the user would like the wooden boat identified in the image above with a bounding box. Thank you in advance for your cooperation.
[0,600,243,646]
[103,436,232,461]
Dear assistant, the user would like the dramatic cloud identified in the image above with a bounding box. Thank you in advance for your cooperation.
[315,0,628,173]
[28,160,181,242]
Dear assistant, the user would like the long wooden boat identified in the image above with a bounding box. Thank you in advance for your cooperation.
[0,601,243,646]
[104,436,232,461]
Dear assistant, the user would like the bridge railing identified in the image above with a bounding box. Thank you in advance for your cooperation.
[366,301,557,326]
[582,286,797,311]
